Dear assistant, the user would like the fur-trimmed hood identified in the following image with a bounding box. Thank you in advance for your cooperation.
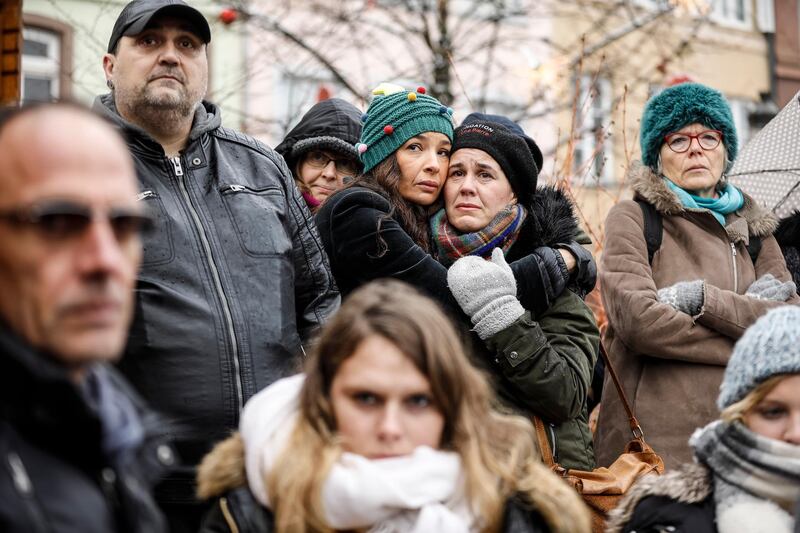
[197,433,246,501]
[514,185,584,254]
[605,462,712,533]
[627,162,778,239]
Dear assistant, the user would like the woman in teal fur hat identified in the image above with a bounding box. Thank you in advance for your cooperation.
[595,82,799,470]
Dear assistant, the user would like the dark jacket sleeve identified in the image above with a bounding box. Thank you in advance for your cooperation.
[318,188,463,316]
[484,291,599,423]
[281,161,341,341]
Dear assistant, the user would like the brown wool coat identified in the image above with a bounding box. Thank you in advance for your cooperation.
[595,164,800,470]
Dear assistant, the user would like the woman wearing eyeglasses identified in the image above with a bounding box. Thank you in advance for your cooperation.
[594,82,799,471]
[276,98,363,212]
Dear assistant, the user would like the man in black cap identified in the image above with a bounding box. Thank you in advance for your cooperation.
[94,1,340,531]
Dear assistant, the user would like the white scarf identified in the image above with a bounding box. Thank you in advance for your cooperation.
[239,374,478,532]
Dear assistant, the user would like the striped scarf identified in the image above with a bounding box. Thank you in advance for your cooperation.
[430,204,527,267]
[691,420,800,532]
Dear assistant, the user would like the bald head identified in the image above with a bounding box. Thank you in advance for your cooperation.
[0,103,144,380]
[0,104,136,203]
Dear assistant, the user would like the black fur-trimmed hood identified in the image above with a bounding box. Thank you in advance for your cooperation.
[605,463,712,533]
[627,162,778,239]
[519,185,583,250]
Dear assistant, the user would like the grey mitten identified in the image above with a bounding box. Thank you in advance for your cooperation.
[447,248,525,340]
[657,279,704,316]
[745,273,796,301]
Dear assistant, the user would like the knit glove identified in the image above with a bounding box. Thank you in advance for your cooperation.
[657,280,704,316]
[447,248,525,340]
[745,273,796,301]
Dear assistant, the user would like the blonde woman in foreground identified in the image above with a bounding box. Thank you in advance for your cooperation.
[196,279,590,533]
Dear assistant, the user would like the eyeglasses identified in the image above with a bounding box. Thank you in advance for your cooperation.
[663,129,723,153]
[303,150,359,176]
[0,200,154,241]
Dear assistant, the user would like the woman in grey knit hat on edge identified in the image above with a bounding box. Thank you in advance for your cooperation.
[607,305,800,533]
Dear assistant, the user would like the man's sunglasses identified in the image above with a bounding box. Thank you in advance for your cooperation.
[0,200,154,241]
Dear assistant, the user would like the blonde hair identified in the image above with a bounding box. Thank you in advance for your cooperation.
[720,375,786,424]
[267,279,590,533]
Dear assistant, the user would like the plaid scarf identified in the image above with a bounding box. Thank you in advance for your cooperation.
[430,204,527,267]
[691,420,800,531]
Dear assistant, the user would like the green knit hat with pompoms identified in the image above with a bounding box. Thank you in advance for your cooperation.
[356,82,454,173]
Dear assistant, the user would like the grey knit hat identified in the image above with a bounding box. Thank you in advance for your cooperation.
[718,305,800,409]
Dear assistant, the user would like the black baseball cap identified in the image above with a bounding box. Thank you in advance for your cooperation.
[107,0,211,53]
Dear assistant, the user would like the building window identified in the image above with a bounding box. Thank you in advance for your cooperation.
[574,75,614,186]
[728,98,752,146]
[711,0,751,29]
[22,15,72,102]
[22,27,60,102]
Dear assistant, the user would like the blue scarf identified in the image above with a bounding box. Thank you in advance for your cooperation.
[663,178,744,226]
[80,364,145,466]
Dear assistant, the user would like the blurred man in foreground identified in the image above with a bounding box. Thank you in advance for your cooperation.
[0,102,171,532]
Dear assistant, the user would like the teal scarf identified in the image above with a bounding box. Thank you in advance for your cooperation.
[663,178,744,226]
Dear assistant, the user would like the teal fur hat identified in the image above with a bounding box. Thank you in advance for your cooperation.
[718,306,800,409]
[640,83,738,172]
[357,83,454,173]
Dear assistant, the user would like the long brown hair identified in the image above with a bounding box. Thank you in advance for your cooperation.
[267,280,590,533]
[348,155,433,252]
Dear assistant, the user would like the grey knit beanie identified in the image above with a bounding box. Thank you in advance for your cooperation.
[718,305,800,409]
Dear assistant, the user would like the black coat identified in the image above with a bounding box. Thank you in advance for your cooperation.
[93,95,340,502]
[199,485,552,533]
[776,210,800,291]
[0,324,172,533]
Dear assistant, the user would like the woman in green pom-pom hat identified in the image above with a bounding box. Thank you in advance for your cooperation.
[315,83,579,319]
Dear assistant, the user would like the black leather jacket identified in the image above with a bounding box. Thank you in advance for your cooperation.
[0,324,172,533]
[93,95,340,501]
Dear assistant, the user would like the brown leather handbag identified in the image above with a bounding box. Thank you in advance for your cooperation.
[532,342,665,533]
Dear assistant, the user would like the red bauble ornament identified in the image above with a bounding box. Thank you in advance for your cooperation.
[383,125,394,135]
[417,86,426,94]
[219,8,238,25]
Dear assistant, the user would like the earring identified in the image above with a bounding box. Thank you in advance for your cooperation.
[106,79,114,90]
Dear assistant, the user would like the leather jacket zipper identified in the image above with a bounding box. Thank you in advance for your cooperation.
[171,156,245,413]
[730,242,738,293]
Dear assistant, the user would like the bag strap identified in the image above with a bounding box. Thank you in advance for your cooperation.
[636,199,662,265]
[599,341,644,440]
[533,340,645,469]
[747,236,762,264]
[532,416,556,468]
[637,198,762,265]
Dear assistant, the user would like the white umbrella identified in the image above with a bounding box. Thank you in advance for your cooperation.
[729,91,800,219]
